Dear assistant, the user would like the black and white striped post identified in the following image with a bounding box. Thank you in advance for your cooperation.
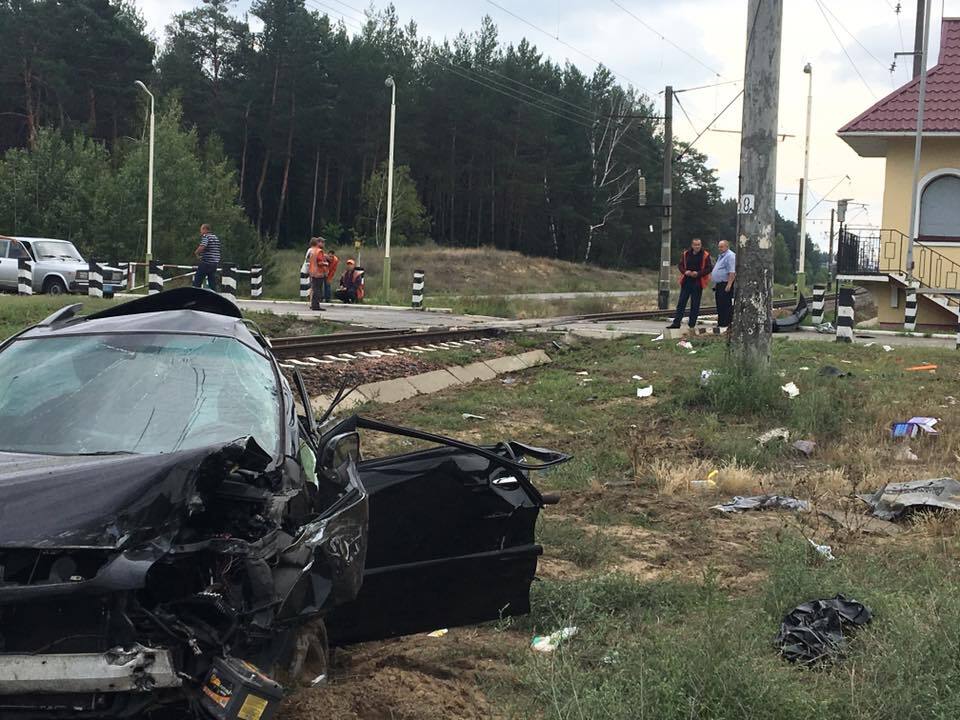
[148,261,164,295]
[412,269,425,310]
[250,266,263,298]
[835,286,855,343]
[299,261,310,298]
[904,282,918,332]
[87,260,103,298]
[811,284,826,326]
[221,263,238,303]
[17,258,33,296]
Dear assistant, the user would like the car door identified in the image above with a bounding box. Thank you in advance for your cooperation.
[0,239,13,290]
[324,416,568,646]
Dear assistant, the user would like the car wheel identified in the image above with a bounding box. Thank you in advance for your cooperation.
[286,619,330,687]
[43,277,67,295]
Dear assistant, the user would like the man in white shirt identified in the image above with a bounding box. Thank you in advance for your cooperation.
[712,239,737,328]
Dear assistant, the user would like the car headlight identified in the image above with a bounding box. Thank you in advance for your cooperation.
[75,270,88,281]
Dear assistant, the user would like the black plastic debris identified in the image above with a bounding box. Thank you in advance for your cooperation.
[819,365,851,378]
[775,594,872,664]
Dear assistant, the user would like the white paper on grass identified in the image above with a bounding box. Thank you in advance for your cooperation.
[781,382,800,398]
[637,386,654,398]
[883,345,894,352]
[652,333,664,342]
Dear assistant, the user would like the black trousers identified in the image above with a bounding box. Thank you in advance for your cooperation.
[336,288,357,303]
[192,262,218,291]
[714,284,735,327]
[673,283,703,327]
[309,276,325,310]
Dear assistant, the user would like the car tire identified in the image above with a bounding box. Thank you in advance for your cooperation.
[43,277,67,296]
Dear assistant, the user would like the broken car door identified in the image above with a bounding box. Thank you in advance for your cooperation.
[325,417,569,646]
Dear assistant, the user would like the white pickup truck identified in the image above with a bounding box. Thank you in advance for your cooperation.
[0,236,124,296]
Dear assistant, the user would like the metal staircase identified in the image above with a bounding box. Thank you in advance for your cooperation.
[837,227,960,320]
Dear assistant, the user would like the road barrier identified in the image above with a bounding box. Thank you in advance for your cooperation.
[299,262,309,298]
[811,284,826,325]
[17,259,32,296]
[123,261,263,300]
[835,287,855,343]
[412,270,425,309]
[904,282,918,332]
[87,261,104,298]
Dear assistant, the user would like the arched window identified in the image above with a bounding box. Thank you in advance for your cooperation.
[919,174,960,242]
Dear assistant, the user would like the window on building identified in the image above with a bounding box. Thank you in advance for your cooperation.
[919,174,960,242]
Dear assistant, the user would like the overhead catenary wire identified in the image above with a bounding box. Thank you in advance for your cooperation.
[676,89,743,161]
[607,0,722,78]
[819,0,891,72]
[813,0,876,97]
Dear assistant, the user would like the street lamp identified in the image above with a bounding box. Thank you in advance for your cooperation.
[797,62,812,296]
[383,75,396,303]
[134,80,155,291]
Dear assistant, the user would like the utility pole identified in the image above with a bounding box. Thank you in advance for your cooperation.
[827,207,835,283]
[913,0,926,78]
[906,0,932,277]
[658,85,673,310]
[797,63,812,296]
[730,0,783,369]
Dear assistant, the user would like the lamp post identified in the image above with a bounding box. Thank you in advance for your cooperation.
[906,0,932,277]
[383,75,397,303]
[797,63,812,296]
[134,80,155,291]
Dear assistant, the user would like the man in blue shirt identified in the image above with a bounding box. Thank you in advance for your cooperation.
[193,223,221,291]
[712,239,737,328]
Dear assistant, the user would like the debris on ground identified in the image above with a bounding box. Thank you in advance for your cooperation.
[808,538,835,561]
[700,369,715,386]
[860,477,960,520]
[815,322,835,334]
[906,363,938,372]
[893,445,920,462]
[757,428,790,445]
[637,385,654,398]
[575,371,589,376]
[840,360,853,365]
[710,495,810,514]
[427,629,449,638]
[781,382,800,398]
[461,413,486,421]
[890,416,939,438]
[819,365,851,377]
[632,375,644,381]
[652,333,664,342]
[501,376,517,385]
[793,440,817,457]
[531,627,578,653]
[691,469,719,491]
[883,345,894,352]
[677,340,693,350]
[799,366,810,371]
[775,595,872,664]
[819,508,902,536]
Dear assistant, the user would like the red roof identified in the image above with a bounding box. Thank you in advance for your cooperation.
[839,17,960,136]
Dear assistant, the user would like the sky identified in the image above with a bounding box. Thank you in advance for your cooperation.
[135,0,960,251]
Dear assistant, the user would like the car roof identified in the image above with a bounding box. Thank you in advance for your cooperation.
[13,288,269,357]
[3,236,74,244]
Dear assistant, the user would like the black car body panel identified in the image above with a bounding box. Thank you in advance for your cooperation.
[0,288,569,717]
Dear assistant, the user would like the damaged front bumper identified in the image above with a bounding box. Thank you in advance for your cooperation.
[0,645,180,695]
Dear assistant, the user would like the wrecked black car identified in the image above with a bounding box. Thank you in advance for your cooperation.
[0,288,568,718]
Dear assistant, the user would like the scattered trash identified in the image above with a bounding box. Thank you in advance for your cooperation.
[808,538,835,561]
[501,376,517,385]
[893,445,920,462]
[688,350,698,355]
[692,468,719,491]
[863,342,875,348]
[427,629,449,638]
[461,413,486,421]
[944,396,957,406]
[906,364,938,372]
[637,385,654,398]
[860,477,960,520]
[632,375,644,381]
[311,673,328,686]
[815,322,835,334]
[799,366,810,371]
[531,626,578,653]
[775,595,872,664]
[711,495,810,514]
[580,378,595,383]
[652,333,664,342]
[700,369,715,386]
[840,360,853,364]
[781,381,800,398]
[601,651,620,665]
[575,371,590,376]
[883,345,894,352]
[757,428,790,445]
[677,340,693,350]
[819,365,850,377]
[793,440,817,457]
[890,416,939,438]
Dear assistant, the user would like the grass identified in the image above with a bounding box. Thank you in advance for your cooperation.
[266,244,656,302]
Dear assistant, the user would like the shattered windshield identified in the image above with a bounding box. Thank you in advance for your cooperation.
[32,240,83,261]
[0,333,281,456]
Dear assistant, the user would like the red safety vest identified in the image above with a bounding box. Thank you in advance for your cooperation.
[678,249,712,289]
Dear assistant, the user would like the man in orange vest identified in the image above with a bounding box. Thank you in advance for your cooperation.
[667,237,713,329]
[324,247,339,302]
[306,237,328,311]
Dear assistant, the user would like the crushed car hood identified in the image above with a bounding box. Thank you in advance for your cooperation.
[0,440,270,549]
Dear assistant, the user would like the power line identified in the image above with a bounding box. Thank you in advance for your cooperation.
[676,89,743,161]
[820,0,891,72]
[672,93,701,134]
[485,0,653,96]
[607,0,721,78]
[813,0,876,97]
[304,0,365,30]
[674,78,742,94]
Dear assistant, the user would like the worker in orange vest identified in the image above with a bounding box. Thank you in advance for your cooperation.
[667,237,713,329]
[306,237,328,311]
[324,247,339,302]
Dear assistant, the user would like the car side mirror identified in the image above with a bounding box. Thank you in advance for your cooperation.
[321,431,360,472]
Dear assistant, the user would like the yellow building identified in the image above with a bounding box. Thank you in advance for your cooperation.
[837,16,960,329]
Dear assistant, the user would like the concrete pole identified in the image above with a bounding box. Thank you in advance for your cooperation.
[906,0,932,277]
[658,86,673,311]
[729,0,783,370]
[383,76,397,303]
[797,63,812,295]
[135,81,155,292]
[913,0,927,78]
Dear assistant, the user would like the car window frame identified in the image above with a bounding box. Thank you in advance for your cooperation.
[0,239,9,259]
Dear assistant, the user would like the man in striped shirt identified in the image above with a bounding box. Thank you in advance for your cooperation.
[193,223,221,291]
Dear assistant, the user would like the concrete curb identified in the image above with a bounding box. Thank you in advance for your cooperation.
[309,349,553,412]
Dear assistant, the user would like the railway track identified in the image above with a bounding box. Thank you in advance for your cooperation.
[268,327,504,359]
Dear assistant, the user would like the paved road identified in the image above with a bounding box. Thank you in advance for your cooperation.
[444,289,655,301]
